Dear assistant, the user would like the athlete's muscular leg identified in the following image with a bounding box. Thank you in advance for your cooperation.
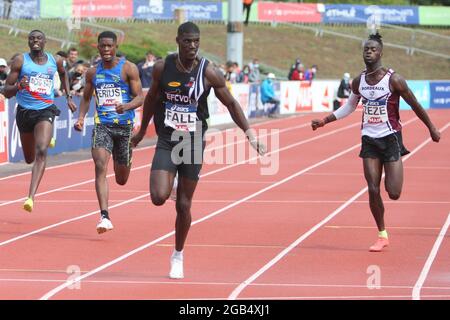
[20,132,35,164]
[174,176,197,252]
[150,170,177,205]
[363,158,385,231]
[27,121,53,199]
[383,159,403,200]
[92,148,111,211]
[113,161,131,186]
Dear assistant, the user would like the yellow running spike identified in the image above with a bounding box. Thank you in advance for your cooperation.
[23,198,33,213]
[49,137,56,148]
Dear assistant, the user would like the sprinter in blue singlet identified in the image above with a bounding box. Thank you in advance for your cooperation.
[3,30,76,212]
[74,31,143,234]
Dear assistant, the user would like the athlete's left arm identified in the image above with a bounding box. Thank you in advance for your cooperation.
[205,65,266,155]
[56,57,77,113]
[116,61,144,114]
[390,73,440,142]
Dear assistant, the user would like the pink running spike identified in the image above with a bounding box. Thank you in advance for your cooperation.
[369,237,389,252]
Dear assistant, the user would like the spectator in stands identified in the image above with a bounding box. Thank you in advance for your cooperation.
[291,63,305,81]
[67,47,78,70]
[248,58,260,83]
[138,51,156,89]
[241,65,250,84]
[243,0,254,26]
[287,57,301,80]
[53,51,70,97]
[233,62,243,83]
[0,58,8,90]
[226,61,243,84]
[305,64,318,81]
[225,61,235,83]
[334,72,351,110]
[260,73,279,118]
[70,62,89,96]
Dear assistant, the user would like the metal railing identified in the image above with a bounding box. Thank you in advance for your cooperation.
[299,20,450,60]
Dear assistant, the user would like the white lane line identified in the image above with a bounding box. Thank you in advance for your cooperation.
[412,212,450,300]
[0,121,360,248]
[39,143,364,299]
[0,114,306,182]
[0,277,448,291]
[38,118,422,299]
[228,121,448,300]
[0,119,313,207]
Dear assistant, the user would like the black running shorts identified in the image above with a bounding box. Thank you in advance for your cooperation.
[359,131,410,163]
[16,104,60,133]
[151,132,206,181]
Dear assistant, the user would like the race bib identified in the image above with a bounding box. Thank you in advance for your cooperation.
[363,99,388,124]
[29,74,53,95]
[97,84,123,108]
[164,103,197,132]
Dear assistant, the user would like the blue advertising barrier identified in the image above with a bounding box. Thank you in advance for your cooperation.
[430,81,450,109]
[248,82,280,118]
[323,4,419,25]
[400,80,430,110]
[133,0,222,21]
[7,96,96,163]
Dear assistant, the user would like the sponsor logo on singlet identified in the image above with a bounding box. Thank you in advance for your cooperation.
[165,90,194,104]
[361,86,385,91]
[168,81,181,87]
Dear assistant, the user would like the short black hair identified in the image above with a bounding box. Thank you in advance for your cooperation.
[29,29,45,38]
[368,32,383,48]
[177,22,200,36]
[56,50,68,58]
[98,31,117,43]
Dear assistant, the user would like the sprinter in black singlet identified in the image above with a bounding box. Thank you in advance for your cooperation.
[132,22,266,279]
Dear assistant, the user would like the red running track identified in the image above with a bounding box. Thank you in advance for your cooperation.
[0,110,449,300]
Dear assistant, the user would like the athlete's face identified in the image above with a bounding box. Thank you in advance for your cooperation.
[97,38,117,62]
[177,32,200,61]
[28,32,46,52]
[363,40,382,65]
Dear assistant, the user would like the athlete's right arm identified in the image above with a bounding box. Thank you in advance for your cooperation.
[74,68,96,132]
[131,59,164,147]
[311,76,361,131]
[2,55,24,98]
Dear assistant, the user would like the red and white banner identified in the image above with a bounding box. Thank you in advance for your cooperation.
[280,80,341,114]
[279,81,313,114]
[0,95,9,164]
[208,83,250,126]
[73,0,133,18]
[311,80,336,113]
[258,2,321,23]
